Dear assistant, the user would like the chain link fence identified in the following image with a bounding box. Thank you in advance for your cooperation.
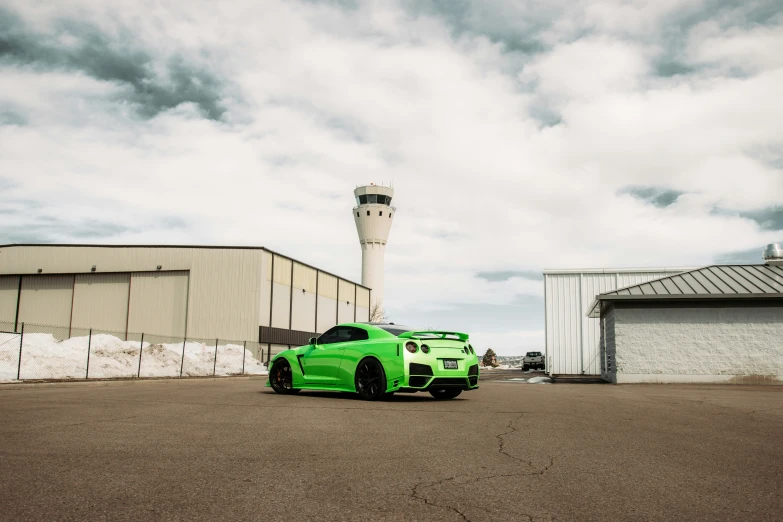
[0,320,272,382]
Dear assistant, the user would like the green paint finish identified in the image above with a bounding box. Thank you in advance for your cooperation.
[266,323,480,395]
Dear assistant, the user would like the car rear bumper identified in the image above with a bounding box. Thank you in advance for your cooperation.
[402,361,480,391]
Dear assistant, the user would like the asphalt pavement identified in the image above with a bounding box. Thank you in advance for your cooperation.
[0,376,781,521]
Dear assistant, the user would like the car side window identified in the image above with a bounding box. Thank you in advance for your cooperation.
[317,327,339,345]
[349,328,369,342]
[319,327,355,345]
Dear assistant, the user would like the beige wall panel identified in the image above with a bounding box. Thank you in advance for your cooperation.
[271,282,291,329]
[71,273,130,333]
[356,306,370,323]
[356,287,370,309]
[0,276,19,326]
[337,301,355,324]
[273,256,292,286]
[18,275,74,329]
[317,273,337,299]
[127,271,188,338]
[316,295,337,333]
[185,249,263,340]
[291,290,316,332]
[293,263,317,293]
[339,280,356,305]
[259,251,272,327]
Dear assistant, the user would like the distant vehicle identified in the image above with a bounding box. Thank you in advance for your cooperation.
[267,323,480,400]
[522,351,544,371]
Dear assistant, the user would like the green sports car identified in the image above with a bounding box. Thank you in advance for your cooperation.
[266,323,480,400]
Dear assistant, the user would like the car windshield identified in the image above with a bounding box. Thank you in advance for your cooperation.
[374,325,415,336]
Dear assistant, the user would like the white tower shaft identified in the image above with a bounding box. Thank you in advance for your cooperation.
[353,185,395,314]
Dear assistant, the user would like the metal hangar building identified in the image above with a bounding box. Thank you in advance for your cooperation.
[0,244,372,361]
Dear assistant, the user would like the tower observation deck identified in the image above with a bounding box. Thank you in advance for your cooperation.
[353,184,395,313]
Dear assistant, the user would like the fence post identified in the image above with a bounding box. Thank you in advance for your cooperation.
[180,338,186,377]
[85,328,92,379]
[16,322,24,380]
[137,333,144,378]
[242,341,247,375]
[267,344,271,366]
[213,339,218,376]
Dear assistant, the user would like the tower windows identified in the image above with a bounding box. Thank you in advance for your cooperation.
[367,210,370,216]
[379,211,383,216]
[389,213,392,218]
[356,212,359,217]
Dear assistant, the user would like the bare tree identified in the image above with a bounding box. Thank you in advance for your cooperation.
[369,299,388,323]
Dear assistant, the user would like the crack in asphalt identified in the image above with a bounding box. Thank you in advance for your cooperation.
[407,412,555,521]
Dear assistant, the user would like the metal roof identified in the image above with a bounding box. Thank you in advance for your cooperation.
[0,243,370,289]
[587,264,783,317]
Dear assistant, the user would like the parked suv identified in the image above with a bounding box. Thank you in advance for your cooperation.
[522,351,544,371]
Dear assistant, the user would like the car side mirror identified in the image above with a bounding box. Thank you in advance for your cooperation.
[309,337,317,346]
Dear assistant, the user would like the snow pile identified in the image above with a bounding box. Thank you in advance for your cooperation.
[0,332,267,382]
[526,376,552,384]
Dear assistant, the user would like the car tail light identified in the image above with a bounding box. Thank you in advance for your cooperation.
[405,341,418,353]
[468,345,475,354]
[421,344,430,354]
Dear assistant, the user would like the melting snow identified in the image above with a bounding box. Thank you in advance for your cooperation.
[0,332,267,382]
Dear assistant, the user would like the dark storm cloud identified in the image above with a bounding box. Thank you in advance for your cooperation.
[476,270,542,282]
[0,194,191,244]
[712,205,783,231]
[0,8,228,121]
[740,206,783,231]
[402,0,545,55]
[619,186,684,208]
[0,109,26,126]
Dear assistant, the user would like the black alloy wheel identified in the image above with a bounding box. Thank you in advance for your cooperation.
[429,388,463,400]
[270,360,300,394]
[355,358,387,401]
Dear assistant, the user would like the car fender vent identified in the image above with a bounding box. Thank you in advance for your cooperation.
[468,364,479,376]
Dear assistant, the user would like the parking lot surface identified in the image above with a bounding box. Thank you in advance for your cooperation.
[1,377,781,521]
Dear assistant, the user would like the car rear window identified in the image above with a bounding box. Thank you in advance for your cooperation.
[527,352,542,357]
[375,325,414,336]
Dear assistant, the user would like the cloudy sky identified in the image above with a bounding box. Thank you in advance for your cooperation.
[1,0,781,354]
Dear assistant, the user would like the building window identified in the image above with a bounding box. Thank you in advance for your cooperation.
[379,211,383,216]
[389,213,393,218]
[367,210,370,216]
[366,194,377,204]
[356,212,359,217]
[358,195,368,205]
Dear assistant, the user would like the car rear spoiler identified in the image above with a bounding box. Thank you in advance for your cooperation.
[398,331,469,342]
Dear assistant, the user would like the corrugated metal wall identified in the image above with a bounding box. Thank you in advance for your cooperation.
[127,271,189,339]
[0,276,19,326]
[18,275,74,333]
[544,269,691,375]
[0,246,371,344]
[71,273,130,333]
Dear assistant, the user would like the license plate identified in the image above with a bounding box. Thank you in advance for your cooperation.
[443,360,458,369]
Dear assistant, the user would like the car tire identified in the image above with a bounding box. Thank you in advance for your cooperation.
[429,388,462,400]
[270,360,300,395]
[355,358,387,401]
[522,364,529,371]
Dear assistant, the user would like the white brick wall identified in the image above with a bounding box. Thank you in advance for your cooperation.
[605,305,783,384]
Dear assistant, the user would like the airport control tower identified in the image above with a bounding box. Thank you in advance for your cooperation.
[353,184,395,314]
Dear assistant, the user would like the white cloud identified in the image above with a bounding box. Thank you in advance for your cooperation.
[1,0,781,353]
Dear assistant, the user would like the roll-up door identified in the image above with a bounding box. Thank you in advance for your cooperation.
[127,271,188,339]
[18,275,75,334]
[0,276,20,328]
[70,273,131,334]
